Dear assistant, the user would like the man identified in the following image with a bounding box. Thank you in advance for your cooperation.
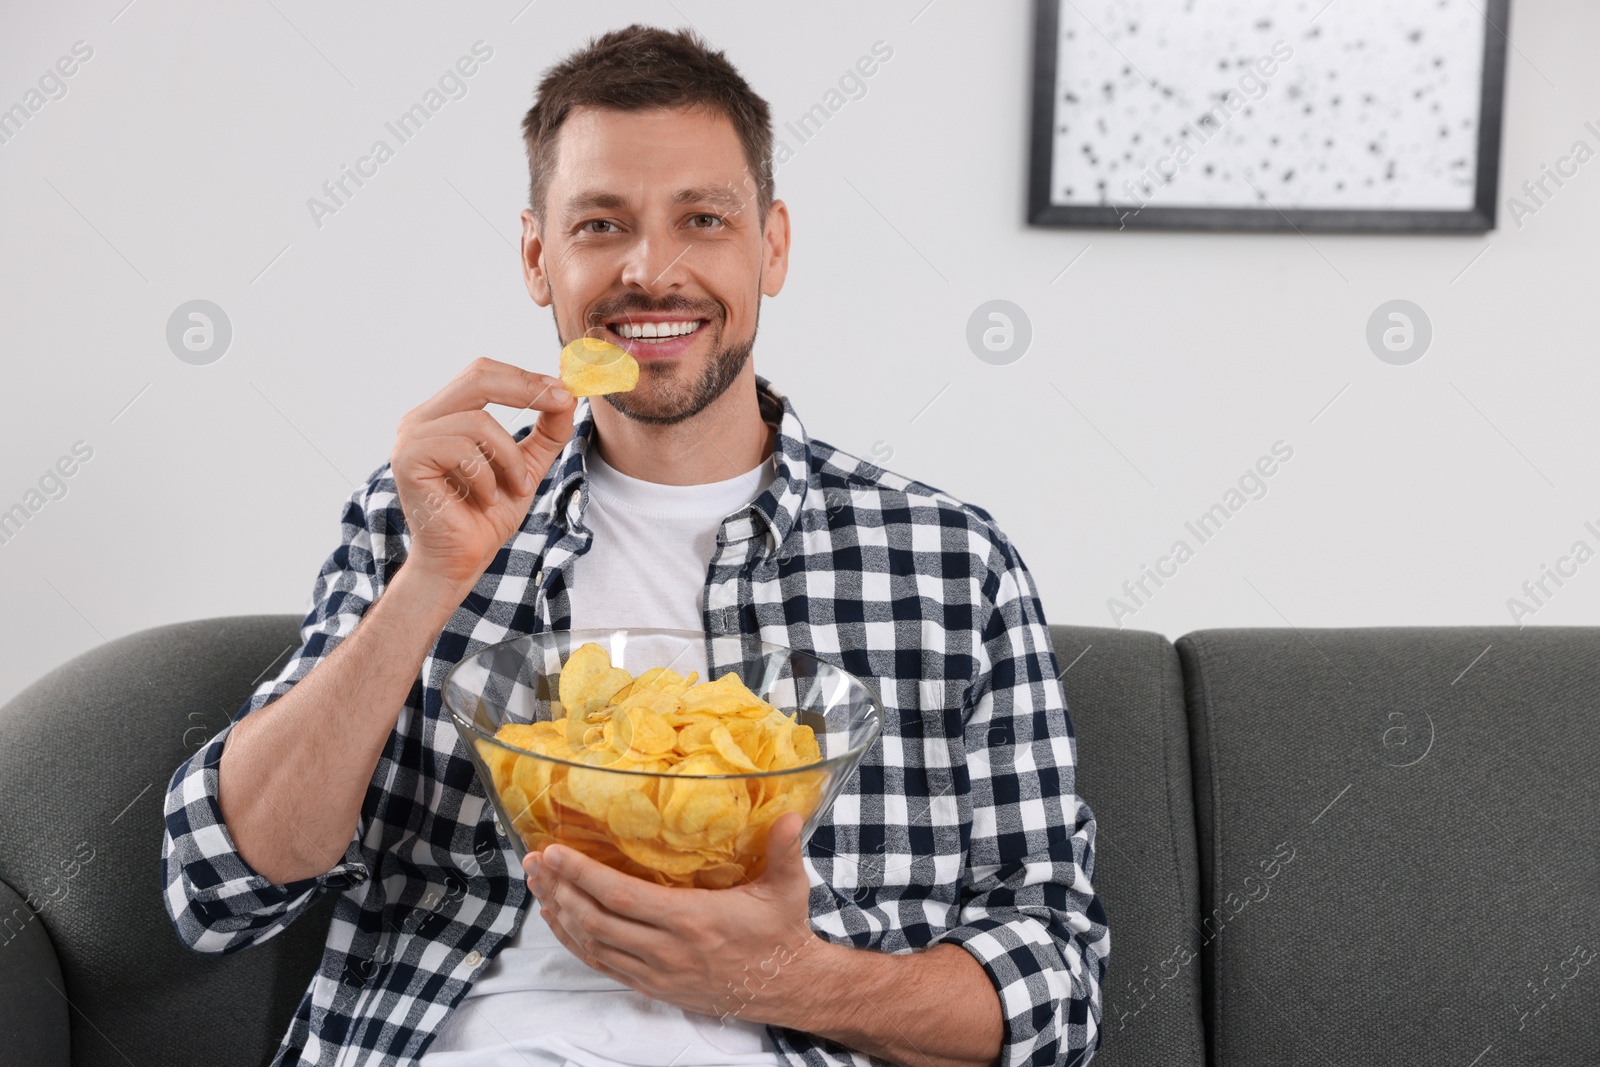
[162,23,1107,1067]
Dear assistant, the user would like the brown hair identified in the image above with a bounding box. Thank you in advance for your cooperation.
[521,24,775,230]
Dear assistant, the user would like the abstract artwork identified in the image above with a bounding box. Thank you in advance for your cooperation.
[1027,0,1511,231]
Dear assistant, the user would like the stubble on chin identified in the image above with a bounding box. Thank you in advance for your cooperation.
[604,328,753,426]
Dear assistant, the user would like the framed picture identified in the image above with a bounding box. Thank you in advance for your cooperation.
[1027,0,1512,232]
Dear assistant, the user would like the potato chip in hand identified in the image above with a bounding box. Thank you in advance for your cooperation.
[559,337,639,397]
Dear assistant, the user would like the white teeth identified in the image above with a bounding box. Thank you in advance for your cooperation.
[613,320,701,340]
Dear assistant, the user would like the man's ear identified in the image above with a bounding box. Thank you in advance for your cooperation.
[521,209,552,306]
[760,199,791,299]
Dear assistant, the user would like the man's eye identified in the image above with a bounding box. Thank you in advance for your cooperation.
[582,220,618,234]
[690,213,725,229]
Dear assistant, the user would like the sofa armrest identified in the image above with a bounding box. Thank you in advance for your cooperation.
[0,877,70,1066]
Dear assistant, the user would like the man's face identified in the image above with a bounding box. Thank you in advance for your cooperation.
[521,105,790,425]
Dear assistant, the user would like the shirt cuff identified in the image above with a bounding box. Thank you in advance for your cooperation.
[936,914,1084,1067]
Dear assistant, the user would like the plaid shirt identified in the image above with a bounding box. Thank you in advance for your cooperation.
[161,374,1109,1067]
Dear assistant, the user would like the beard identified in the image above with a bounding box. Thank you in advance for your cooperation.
[605,322,753,426]
[554,293,759,426]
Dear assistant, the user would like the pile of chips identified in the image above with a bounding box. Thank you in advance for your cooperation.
[558,336,639,397]
[478,642,825,888]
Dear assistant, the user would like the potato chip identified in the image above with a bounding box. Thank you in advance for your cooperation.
[510,752,559,820]
[476,739,519,794]
[565,710,592,750]
[567,761,648,818]
[548,779,586,816]
[679,673,772,718]
[710,725,761,773]
[560,337,640,397]
[608,705,677,760]
[552,823,617,846]
[559,643,632,719]
[674,718,721,756]
[697,862,748,889]
[605,790,663,840]
[614,834,708,877]
[501,784,533,824]
[629,667,696,697]
[722,718,757,741]
[792,724,821,763]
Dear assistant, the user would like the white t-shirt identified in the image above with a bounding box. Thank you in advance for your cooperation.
[420,445,781,1067]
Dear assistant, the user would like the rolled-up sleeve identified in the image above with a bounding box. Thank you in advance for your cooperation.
[936,532,1110,1067]
[160,474,393,955]
[161,726,370,954]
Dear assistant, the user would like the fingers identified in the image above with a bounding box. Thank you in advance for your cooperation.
[411,358,573,424]
[533,861,660,961]
[412,410,534,499]
[768,811,804,850]
[532,846,665,925]
[393,427,498,512]
[516,393,578,481]
[445,447,501,509]
[540,906,648,987]
[757,812,806,882]
[396,359,577,513]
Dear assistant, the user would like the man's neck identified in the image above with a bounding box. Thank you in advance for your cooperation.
[588,366,775,486]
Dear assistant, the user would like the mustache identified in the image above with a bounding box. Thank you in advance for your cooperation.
[585,299,719,327]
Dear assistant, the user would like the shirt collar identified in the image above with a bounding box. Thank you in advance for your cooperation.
[530,373,811,562]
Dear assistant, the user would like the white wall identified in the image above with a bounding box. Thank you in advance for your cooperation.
[2,1,1596,707]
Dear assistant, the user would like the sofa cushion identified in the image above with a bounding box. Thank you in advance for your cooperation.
[1179,625,1600,1067]
[0,614,330,1067]
[1051,624,1206,1066]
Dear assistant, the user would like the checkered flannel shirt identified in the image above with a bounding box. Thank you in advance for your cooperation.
[161,373,1109,1067]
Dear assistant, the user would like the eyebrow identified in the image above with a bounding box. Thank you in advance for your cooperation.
[561,184,746,224]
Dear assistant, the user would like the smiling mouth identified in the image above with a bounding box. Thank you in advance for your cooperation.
[605,318,709,344]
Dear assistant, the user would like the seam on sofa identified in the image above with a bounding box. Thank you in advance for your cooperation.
[1156,631,1207,1063]
[1176,632,1222,1067]
[1156,633,1206,985]
[1152,634,1189,936]
[1157,636,1193,924]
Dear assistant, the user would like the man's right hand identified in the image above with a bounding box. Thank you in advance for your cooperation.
[391,357,576,597]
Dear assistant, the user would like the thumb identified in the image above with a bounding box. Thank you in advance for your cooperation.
[516,388,577,491]
[758,812,807,886]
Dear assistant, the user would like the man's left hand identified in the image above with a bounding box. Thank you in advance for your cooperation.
[522,811,824,1027]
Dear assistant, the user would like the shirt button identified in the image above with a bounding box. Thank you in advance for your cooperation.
[465,950,483,967]
[350,872,366,884]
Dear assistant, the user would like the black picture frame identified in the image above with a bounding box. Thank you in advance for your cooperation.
[1026,0,1512,233]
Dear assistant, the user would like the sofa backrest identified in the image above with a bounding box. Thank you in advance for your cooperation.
[0,615,328,1067]
[1051,624,1207,1066]
[1177,625,1600,1067]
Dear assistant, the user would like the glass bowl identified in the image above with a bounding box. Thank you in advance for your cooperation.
[443,627,883,889]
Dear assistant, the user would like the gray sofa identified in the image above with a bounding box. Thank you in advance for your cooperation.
[1,615,1595,1066]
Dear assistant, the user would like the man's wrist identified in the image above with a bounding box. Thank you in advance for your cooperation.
[386,561,472,625]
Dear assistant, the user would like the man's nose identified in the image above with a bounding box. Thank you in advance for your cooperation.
[618,229,691,294]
